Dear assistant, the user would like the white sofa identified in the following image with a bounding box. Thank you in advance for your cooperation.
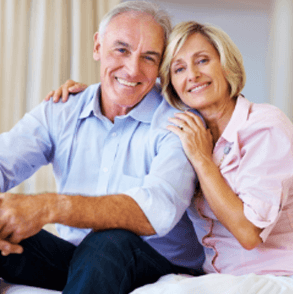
[0,280,61,294]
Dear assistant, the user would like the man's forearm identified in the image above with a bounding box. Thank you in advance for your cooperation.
[50,193,156,236]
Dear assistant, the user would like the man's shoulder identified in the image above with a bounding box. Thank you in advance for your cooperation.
[35,83,99,116]
[54,83,99,110]
[27,84,100,135]
[146,85,202,132]
[149,83,177,115]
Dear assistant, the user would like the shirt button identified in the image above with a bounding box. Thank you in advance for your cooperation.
[111,132,117,137]
[103,167,109,173]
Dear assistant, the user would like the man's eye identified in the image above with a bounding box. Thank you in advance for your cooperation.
[144,56,155,62]
[116,48,127,54]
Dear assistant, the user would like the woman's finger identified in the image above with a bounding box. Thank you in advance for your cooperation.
[52,87,63,103]
[175,112,206,130]
[68,83,88,93]
[166,124,183,136]
[168,117,191,132]
[61,87,70,103]
[44,90,55,101]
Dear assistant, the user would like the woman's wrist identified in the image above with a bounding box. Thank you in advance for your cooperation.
[190,155,216,175]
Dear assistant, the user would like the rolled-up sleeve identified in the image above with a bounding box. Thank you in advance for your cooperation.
[126,132,197,237]
[234,114,293,242]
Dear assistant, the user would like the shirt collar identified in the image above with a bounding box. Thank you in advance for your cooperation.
[79,83,163,123]
[221,95,251,143]
[127,84,163,123]
[79,84,101,119]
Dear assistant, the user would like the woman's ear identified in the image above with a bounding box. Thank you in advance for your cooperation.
[93,32,101,61]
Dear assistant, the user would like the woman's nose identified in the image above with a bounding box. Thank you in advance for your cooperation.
[188,66,201,81]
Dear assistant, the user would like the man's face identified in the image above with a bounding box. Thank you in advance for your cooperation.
[93,12,165,119]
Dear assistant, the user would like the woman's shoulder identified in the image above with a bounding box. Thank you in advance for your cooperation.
[250,101,286,120]
[247,100,293,134]
[233,98,293,149]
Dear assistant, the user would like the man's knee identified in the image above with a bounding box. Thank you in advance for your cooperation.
[70,229,141,267]
[65,230,143,293]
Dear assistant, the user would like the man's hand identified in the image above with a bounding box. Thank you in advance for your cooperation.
[0,193,51,245]
[0,239,23,256]
[44,80,88,103]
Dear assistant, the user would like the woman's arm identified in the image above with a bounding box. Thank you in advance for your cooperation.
[167,111,262,250]
[193,159,263,250]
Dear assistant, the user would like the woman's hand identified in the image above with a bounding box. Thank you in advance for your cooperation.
[167,111,214,170]
[44,80,88,103]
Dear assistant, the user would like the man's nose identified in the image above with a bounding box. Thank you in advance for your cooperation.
[125,55,141,76]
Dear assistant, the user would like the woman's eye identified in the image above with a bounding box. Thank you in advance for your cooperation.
[198,58,208,64]
[174,67,184,74]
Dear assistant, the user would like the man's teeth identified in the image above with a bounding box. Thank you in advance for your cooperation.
[190,83,209,92]
[117,78,138,87]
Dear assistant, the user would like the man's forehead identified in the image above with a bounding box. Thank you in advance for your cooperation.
[108,10,155,27]
[106,12,163,38]
[105,12,165,53]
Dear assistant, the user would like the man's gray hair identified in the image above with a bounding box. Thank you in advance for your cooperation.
[98,1,172,47]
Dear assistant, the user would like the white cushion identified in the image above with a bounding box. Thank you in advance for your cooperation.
[0,280,61,293]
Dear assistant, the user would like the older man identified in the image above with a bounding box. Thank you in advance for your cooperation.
[0,2,204,293]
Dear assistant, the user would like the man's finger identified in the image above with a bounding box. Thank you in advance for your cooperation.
[0,239,23,256]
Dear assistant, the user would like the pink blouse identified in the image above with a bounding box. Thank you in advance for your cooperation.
[187,95,293,276]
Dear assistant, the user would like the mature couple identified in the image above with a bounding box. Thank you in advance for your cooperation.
[0,1,292,293]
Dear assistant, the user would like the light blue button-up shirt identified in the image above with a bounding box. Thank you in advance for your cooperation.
[0,83,204,269]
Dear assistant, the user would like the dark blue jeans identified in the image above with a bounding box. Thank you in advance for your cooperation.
[0,229,203,293]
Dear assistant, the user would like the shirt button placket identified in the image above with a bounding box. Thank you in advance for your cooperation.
[97,130,119,194]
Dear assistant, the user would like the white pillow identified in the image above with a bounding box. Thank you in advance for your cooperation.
[0,280,61,294]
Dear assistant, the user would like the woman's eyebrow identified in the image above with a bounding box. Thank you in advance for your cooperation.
[171,59,184,67]
[172,50,209,63]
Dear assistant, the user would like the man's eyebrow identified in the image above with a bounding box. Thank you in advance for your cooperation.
[144,51,161,60]
[114,40,131,48]
[113,40,161,59]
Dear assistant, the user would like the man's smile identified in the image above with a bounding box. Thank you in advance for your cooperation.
[116,77,140,87]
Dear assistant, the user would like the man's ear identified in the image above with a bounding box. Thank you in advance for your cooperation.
[93,32,101,61]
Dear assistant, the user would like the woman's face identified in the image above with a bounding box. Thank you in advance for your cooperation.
[170,33,230,113]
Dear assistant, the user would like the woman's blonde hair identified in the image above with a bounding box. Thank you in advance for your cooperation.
[160,21,246,109]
